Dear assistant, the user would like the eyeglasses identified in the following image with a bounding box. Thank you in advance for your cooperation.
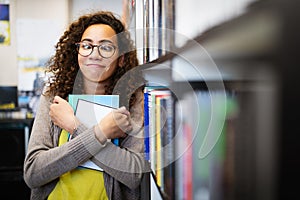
[75,41,116,58]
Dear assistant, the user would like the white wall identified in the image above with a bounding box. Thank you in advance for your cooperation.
[0,0,69,87]
[70,0,123,21]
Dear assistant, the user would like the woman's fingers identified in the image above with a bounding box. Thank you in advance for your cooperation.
[99,107,132,139]
[113,108,132,132]
[49,96,75,133]
[116,106,130,116]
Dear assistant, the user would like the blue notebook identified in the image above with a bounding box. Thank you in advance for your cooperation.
[69,94,120,146]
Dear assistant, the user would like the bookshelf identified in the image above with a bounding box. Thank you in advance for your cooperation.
[140,0,300,199]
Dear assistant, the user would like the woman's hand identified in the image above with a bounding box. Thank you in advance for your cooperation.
[49,96,78,134]
[94,106,132,143]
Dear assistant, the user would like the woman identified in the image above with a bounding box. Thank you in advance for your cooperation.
[23,11,148,200]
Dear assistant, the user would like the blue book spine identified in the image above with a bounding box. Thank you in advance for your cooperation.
[144,88,150,161]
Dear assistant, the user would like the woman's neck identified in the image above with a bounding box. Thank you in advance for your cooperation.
[83,79,109,95]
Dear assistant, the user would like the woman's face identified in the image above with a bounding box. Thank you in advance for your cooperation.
[78,24,119,83]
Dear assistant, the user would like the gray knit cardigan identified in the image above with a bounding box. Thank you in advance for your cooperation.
[23,90,149,200]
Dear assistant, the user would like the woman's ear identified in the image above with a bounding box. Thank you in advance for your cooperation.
[118,55,124,67]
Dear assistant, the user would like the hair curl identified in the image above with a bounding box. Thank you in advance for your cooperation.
[44,11,145,108]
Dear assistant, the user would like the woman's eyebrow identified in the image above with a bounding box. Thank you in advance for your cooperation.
[81,38,115,44]
[81,38,93,42]
[98,39,114,44]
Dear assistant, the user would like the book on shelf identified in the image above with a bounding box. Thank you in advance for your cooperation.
[162,95,175,199]
[143,86,169,163]
[144,86,174,199]
[144,88,150,161]
[155,93,163,188]
[174,90,238,199]
[68,94,120,171]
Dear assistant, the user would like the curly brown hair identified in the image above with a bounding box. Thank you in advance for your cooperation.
[44,11,145,108]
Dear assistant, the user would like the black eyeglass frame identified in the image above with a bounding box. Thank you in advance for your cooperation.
[75,42,117,58]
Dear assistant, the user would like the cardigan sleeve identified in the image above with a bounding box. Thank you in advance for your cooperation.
[23,94,104,188]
